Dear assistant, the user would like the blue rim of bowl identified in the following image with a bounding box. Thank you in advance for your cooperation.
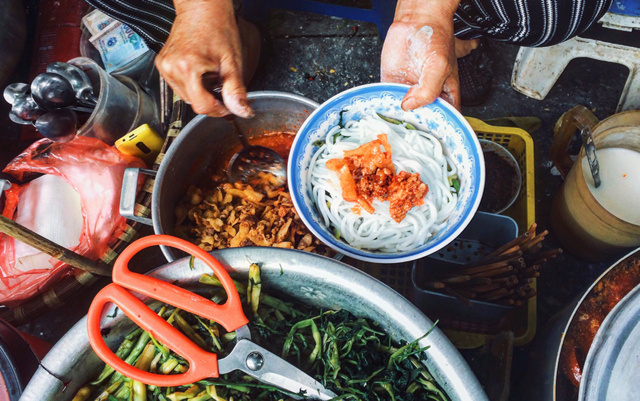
[288,83,485,263]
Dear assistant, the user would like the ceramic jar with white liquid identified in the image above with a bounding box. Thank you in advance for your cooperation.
[550,106,640,262]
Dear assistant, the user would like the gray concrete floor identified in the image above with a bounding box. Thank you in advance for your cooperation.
[4,6,636,401]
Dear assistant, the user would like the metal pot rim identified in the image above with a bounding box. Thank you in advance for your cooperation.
[152,91,320,262]
[552,247,640,391]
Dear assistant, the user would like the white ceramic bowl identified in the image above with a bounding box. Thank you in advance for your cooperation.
[288,83,485,263]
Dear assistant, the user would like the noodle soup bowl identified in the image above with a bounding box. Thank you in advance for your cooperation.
[288,83,485,263]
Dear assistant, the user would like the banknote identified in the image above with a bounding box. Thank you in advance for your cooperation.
[89,20,150,72]
[82,9,115,36]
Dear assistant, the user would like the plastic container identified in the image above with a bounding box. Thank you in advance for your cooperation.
[609,0,640,17]
[115,74,162,138]
[68,57,159,145]
[550,107,640,262]
[411,212,519,325]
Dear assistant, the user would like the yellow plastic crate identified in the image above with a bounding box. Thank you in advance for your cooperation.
[448,116,537,347]
[467,117,536,234]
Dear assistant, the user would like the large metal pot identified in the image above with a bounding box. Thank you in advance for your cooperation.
[120,91,319,261]
[19,247,488,401]
[521,247,640,401]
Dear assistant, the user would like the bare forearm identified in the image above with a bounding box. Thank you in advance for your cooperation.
[394,0,460,21]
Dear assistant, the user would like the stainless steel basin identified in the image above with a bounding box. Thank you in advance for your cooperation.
[19,247,488,401]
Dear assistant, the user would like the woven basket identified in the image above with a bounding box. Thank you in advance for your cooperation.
[0,85,188,326]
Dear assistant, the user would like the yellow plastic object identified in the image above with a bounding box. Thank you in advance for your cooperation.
[115,124,164,165]
[456,116,537,347]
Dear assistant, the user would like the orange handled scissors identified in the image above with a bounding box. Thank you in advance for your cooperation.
[87,235,336,399]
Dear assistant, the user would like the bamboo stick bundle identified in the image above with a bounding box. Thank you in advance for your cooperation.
[491,275,518,284]
[440,275,472,284]
[520,230,549,252]
[443,285,473,306]
[414,222,562,305]
[523,242,543,255]
[461,261,509,275]
[509,257,526,269]
[482,232,530,260]
[467,282,502,293]
[465,277,493,286]
[472,265,514,278]
[454,288,477,299]
[422,281,446,290]
[483,288,510,301]
[463,250,523,270]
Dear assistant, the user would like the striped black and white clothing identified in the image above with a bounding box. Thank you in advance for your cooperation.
[454,0,612,46]
[84,0,613,53]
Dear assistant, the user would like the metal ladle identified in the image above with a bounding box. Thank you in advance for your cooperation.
[8,111,34,126]
[580,126,601,188]
[227,126,287,186]
[46,62,97,106]
[3,82,29,105]
[31,73,95,113]
[11,93,46,121]
[31,72,79,110]
[201,73,286,187]
[35,108,78,142]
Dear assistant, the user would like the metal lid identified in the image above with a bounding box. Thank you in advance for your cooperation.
[579,282,640,401]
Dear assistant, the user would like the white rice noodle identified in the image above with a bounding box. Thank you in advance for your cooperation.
[307,113,458,252]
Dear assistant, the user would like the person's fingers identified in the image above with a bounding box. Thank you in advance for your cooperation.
[186,76,231,117]
[155,51,198,107]
[440,69,461,110]
[156,56,252,118]
[400,54,451,110]
[219,59,253,118]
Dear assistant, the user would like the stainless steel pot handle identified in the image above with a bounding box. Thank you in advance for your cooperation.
[0,179,10,211]
[120,167,155,226]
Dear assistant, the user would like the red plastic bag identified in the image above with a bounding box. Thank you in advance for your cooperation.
[0,137,145,306]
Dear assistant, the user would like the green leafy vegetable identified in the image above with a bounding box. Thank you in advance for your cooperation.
[77,267,450,401]
[377,113,417,130]
[377,113,402,125]
[338,110,347,129]
[448,174,460,194]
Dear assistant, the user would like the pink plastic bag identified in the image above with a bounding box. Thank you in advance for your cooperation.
[0,137,145,306]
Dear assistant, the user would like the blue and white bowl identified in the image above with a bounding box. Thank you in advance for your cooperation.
[288,83,485,263]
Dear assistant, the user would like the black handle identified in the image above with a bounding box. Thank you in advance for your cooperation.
[201,72,248,146]
[201,72,224,102]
